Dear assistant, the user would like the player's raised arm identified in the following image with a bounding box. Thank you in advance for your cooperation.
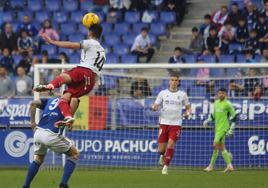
[41,34,80,49]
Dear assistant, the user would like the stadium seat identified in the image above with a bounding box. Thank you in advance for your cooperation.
[102,44,111,54]
[69,54,80,64]
[13,54,22,65]
[59,48,74,55]
[35,11,50,23]
[41,45,57,55]
[2,12,13,22]
[103,75,118,89]
[11,22,19,31]
[45,0,60,11]
[78,25,89,35]
[101,23,113,35]
[228,43,242,54]
[236,54,246,63]
[63,0,78,11]
[80,0,94,11]
[210,68,225,77]
[183,55,196,63]
[132,22,149,34]
[189,86,207,97]
[114,23,130,35]
[122,34,136,46]
[60,23,76,35]
[17,11,33,22]
[68,34,85,41]
[202,55,215,63]
[103,34,120,46]
[121,55,137,64]
[160,11,176,24]
[150,22,166,36]
[53,11,68,23]
[143,11,159,23]
[124,11,140,23]
[113,44,129,56]
[10,0,25,9]
[70,11,85,23]
[95,12,105,22]
[106,53,119,64]
[227,68,239,76]
[28,0,42,11]
[149,34,157,45]
[218,55,234,63]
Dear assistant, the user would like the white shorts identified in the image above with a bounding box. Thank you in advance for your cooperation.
[33,127,73,155]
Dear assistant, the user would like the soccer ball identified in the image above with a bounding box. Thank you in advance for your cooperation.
[82,13,100,28]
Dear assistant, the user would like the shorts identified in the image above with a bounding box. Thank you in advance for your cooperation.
[64,66,96,98]
[213,131,226,144]
[158,124,182,143]
[33,128,73,155]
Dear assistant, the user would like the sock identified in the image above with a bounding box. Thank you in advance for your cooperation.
[59,99,72,118]
[61,160,76,185]
[209,149,219,166]
[23,161,40,188]
[164,148,174,166]
[222,149,231,165]
[49,75,66,89]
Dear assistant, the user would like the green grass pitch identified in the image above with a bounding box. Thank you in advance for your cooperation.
[1,169,267,188]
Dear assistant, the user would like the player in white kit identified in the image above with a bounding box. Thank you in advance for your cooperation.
[34,24,105,127]
[152,73,191,175]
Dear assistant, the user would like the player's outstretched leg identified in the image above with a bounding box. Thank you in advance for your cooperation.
[23,155,44,188]
[222,149,234,173]
[59,146,79,188]
[204,149,219,172]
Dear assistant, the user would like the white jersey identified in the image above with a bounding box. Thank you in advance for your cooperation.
[154,89,190,126]
[79,39,106,75]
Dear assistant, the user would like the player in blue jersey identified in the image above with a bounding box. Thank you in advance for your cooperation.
[22,97,80,188]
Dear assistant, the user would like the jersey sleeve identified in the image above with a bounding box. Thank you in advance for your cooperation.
[80,40,93,50]
[40,99,48,110]
[154,91,163,105]
[227,101,236,121]
[182,92,190,106]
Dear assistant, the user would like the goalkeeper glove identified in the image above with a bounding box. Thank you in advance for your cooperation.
[226,122,236,137]
[203,118,211,128]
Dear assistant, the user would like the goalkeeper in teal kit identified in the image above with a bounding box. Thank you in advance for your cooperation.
[203,88,236,173]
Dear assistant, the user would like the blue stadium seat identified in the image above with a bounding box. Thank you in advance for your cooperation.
[58,48,74,55]
[101,22,113,35]
[45,0,60,11]
[236,54,245,63]
[144,11,159,22]
[17,11,33,22]
[189,86,207,97]
[227,68,239,76]
[2,12,13,22]
[10,0,25,9]
[63,0,78,11]
[80,0,94,11]
[219,55,234,63]
[106,53,119,64]
[78,25,89,35]
[228,43,242,54]
[202,55,215,63]
[149,34,157,45]
[160,11,176,24]
[103,34,120,46]
[132,22,149,34]
[11,22,19,31]
[95,12,105,22]
[122,34,136,46]
[121,55,137,64]
[150,22,166,36]
[53,11,68,23]
[13,54,22,66]
[68,34,85,41]
[183,55,196,63]
[210,68,225,77]
[125,11,140,23]
[114,23,130,35]
[28,0,42,11]
[103,75,118,89]
[69,53,80,64]
[70,11,85,23]
[60,23,76,35]
[254,54,262,62]
[102,44,111,54]
[113,44,129,56]
[35,11,50,23]
[41,45,57,55]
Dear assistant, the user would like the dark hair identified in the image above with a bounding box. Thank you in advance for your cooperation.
[192,27,198,32]
[174,47,182,51]
[232,2,238,6]
[259,13,266,19]
[169,72,180,78]
[141,27,149,32]
[209,26,218,32]
[59,52,69,62]
[20,28,28,36]
[41,50,48,56]
[204,14,211,19]
[88,24,103,39]
[42,19,52,29]
[238,17,246,22]
[218,88,227,93]
[250,29,257,33]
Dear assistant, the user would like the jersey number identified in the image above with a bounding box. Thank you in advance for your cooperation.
[94,51,105,71]
[48,98,59,110]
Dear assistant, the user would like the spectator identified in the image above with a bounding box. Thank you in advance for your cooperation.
[38,19,59,52]
[244,49,256,63]
[131,27,155,63]
[17,51,32,74]
[245,29,260,54]
[199,14,212,40]
[150,0,164,10]
[15,66,33,96]
[261,1,268,21]
[17,29,34,57]
[0,48,15,74]
[16,15,38,37]
[212,5,228,26]
[242,2,259,30]
[235,17,249,44]
[227,2,242,26]
[203,26,221,56]
[0,66,15,98]
[189,27,204,54]
[130,77,151,98]
[261,48,268,63]
[131,0,150,11]
[244,68,260,97]
[253,14,268,39]
[58,52,69,64]
[168,47,185,63]
[106,7,122,23]
[218,21,235,53]
[164,0,186,25]
[196,57,210,85]
[109,0,131,11]
[252,84,263,100]
[0,23,18,54]
[228,79,244,97]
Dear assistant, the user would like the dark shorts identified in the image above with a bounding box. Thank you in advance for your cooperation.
[158,125,182,143]
[64,66,96,98]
